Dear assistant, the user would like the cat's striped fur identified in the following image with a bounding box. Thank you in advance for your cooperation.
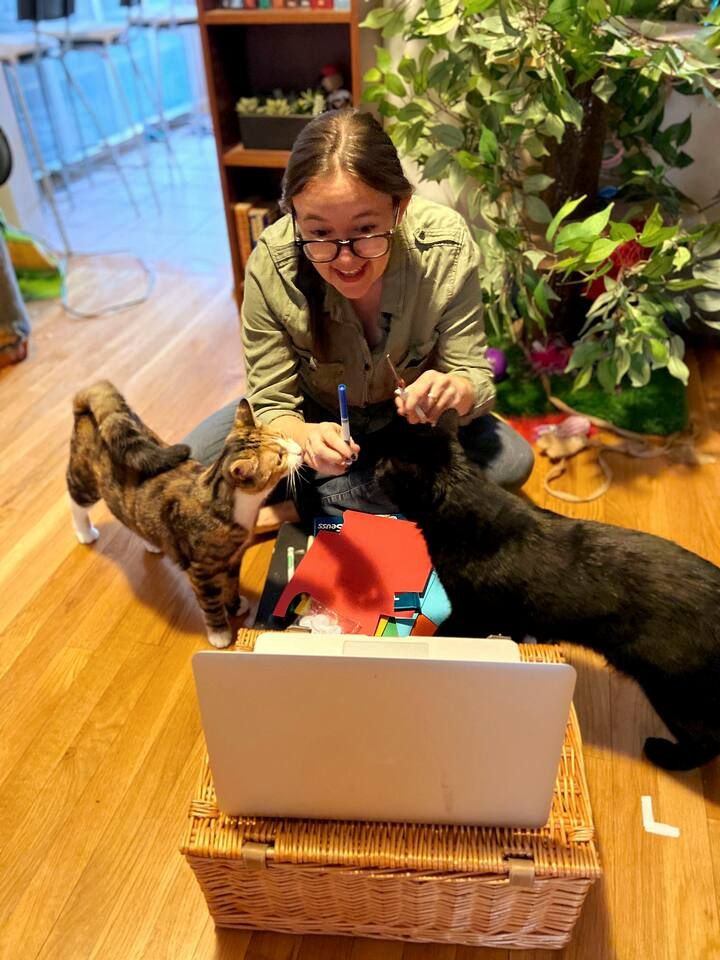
[67,381,302,647]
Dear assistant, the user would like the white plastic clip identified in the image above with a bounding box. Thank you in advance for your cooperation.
[641,795,680,838]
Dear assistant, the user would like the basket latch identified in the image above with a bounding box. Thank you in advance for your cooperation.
[240,841,274,870]
[506,857,535,887]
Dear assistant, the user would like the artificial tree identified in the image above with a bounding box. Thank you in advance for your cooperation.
[361,0,720,404]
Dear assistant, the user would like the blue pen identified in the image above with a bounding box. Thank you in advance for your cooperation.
[337,383,356,463]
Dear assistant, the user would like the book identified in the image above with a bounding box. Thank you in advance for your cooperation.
[232,201,253,270]
[254,522,313,629]
[310,0,333,6]
[258,0,271,7]
[243,0,257,6]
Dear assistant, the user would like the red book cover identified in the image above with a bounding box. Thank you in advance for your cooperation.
[310,0,333,7]
[243,0,257,6]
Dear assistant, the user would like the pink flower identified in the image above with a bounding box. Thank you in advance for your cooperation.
[529,339,572,375]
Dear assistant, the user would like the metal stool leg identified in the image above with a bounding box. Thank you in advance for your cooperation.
[125,29,180,176]
[60,50,96,186]
[101,44,161,211]
[4,61,71,254]
[55,46,142,217]
[31,52,74,199]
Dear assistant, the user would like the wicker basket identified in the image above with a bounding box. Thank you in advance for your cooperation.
[182,631,601,950]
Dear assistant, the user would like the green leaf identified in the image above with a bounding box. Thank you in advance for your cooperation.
[694,228,720,260]
[523,173,555,193]
[363,67,382,83]
[597,356,617,393]
[524,135,550,159]
[572,366,594,392]
[463,0,496,11]
[609,221,636,242]
[672,247,691,271]
[693,259,720,289]
[360,7,397,29]
[524,249,548,270]
[419,13,460,35]
[694,291,720,313]
[423,149,452,180]
[648,338,669,365]
[628,354,652,388]
[539,113,565,142]
[567,340,604,371]
[555,204,614,252]
[426,0,459,18]
[546,195,586,243]
[385,73,406,97]
[375,45,392,72]
[525,195,553,224]
[584,238,621,264]
[559,92,583,129]
[592,74,616,103]
[478,126,498,164]
[667,354,690,385]
[432,123,465,148]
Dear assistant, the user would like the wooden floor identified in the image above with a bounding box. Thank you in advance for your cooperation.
[2,163,720,957]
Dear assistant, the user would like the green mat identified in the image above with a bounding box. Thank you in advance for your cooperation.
[492,344,688,435]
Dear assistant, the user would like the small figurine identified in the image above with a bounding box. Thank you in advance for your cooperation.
[320,64,352,111]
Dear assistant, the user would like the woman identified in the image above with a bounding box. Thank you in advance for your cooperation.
[186,109,534,518]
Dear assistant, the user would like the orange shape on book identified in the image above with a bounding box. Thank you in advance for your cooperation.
[273,511,432,636]
[410,613,437,637]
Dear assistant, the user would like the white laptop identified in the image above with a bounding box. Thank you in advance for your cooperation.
[192,633,576,829]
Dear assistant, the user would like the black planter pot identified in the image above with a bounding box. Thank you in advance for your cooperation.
[237,114,312,151]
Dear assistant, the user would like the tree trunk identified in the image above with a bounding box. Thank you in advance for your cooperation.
[542,82,608,342]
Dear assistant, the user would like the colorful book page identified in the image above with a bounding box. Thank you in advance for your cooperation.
[274,511,432,636]
[419,569,452,626]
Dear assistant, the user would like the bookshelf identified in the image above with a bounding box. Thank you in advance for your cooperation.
[196,0,371,299]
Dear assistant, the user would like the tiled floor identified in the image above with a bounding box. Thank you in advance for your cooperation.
[39,123,231,281]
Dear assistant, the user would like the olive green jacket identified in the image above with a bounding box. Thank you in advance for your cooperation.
[241,195,495,433]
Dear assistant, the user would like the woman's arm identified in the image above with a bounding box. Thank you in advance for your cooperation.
[398,220,496,425]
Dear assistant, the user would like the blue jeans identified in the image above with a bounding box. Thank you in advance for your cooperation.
[183,402,534,520]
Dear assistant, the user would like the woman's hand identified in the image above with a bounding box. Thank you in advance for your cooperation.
[395,371,475,426]
[303,421,360,476]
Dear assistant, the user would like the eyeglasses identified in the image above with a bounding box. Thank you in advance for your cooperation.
[294,205,399,264]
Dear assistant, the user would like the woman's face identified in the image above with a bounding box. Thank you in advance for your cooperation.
[292,171,407,301]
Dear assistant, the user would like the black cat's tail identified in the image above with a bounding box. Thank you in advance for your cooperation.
[72,380,191,475]
[644,736,720,771]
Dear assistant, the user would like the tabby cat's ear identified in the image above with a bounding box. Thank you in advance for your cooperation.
[235,398,256,429]
[229,454,258,481]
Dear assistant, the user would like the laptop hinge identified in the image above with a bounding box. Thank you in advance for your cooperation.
[240,841,274,869]
[506,857,535,887]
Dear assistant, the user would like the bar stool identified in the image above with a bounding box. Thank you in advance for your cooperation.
[127,0,208,140]
[0,31,71,252]
[37,19,153,214]
[38,17,162,210]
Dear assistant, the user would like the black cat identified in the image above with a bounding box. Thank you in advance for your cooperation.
[374,414,720,772]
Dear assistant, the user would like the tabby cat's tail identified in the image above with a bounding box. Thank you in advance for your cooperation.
[72,380,191,475]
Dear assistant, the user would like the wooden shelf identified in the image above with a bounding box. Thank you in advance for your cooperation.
[223,144,291,168]
[199,0,364,297]
[202,8,352,25]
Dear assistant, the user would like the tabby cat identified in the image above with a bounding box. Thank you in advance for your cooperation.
[375,413,720,772]
[67,381,302,647]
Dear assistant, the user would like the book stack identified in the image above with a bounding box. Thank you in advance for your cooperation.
[233,200,281,271]
[218,0,339,12]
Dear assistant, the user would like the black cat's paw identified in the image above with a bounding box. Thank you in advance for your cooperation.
[643,736,717,771]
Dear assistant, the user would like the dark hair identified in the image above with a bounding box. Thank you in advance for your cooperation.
[281,109,413,357]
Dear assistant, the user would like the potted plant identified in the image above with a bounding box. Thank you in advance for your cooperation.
[235,89,326,151]
[360,0,720,431]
